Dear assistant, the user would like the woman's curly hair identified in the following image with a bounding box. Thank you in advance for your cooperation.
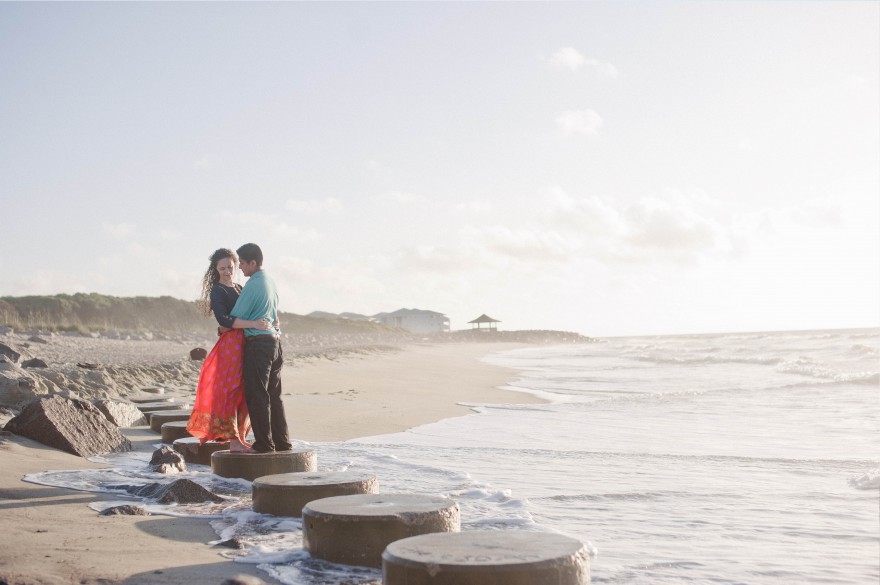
[197,248,237,317]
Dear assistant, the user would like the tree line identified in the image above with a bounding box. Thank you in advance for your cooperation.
[0,293,397,336]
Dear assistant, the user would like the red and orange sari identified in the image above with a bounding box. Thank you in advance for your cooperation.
[187,329,251,444]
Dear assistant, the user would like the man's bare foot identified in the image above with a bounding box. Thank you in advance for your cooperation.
[229,439,256,453]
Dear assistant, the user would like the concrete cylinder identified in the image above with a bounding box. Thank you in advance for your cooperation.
[148,409,193,432]
[211,449,317,481]
[138,402,191,422]
[160,420,192,444]
[172,437,230,466]
[252,471,378,518]
[129,396,173,404]
[383,530,590,585]
[303,494,460,568]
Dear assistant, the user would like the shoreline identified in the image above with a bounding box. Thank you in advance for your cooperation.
[0,341,543,585]
[281,342,545,442]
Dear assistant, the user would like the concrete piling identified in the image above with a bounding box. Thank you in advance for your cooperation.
[211,449,317,481]
[148,409,193,432]
[160,420,192,444]
[382,530,590,584]
[252,471,378,517]
[302,494,460,568]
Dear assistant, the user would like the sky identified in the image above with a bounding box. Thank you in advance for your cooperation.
[1,2,878,337]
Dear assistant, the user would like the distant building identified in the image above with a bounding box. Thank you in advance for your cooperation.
[468,314,501,331]
[373,308,450,334]
[307,311,373,321]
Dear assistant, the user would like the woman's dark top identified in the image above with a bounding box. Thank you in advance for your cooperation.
[210,283,242,328]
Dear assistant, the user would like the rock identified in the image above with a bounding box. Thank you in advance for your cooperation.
[0,342,21,364]
[100,504,150,516]
[27,335,49,344]
[76,362,101,369]
[149,445,188,473]
[131,478,223,504]
[95,400,147,427]
[0,359,47,407]
[21,358,48,369]
[220,575,271,585]
[190,347,208,361]
[140,385,165,395]
[3,396,133,457]
[0,326,13,335]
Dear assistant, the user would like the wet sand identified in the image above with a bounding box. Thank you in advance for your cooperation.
[0,341,542,584]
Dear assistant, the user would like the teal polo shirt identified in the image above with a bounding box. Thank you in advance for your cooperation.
[230,269,280,337]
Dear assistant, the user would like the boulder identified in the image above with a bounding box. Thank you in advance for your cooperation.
[0,358,47,407]
[221,576,271,585]
[95,400,147,427]
[131,478,223,504]
[190,347,208,361]
[100,504,150,516]
[3,396,133,457]
[21,358,48,369]
[149,445,187,473]
[0,342,21,363]
[28,335,49,344]
[76,362,101,370]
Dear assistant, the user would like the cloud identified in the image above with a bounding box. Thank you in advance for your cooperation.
[549,47,618,77]
[193,155,213,170]
[550,47,586,70]
[454,200,495,215]
[102,222,136,239]
[364,159,394,181]
[398,245,468,273]
[374,190,427,205]
[542,186,626,236]
[539,186,737,264]
[10,270,95,296]
[743,198,845,234]
[284,197,344,214]
[623,197,721,252]
[463,225,580,264]
[157,229,183,241]
[272,254,387,312]
[217,210,320,241]
[556,109,603,136]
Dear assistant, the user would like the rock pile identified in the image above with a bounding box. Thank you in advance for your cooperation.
[100,504,150,516]
[149,446,187,473]
[128,478,223,504]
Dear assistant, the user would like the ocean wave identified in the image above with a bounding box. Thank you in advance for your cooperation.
[630,353,785,366]
[848,468,880,490]
[850,344,880,356]
[776,360,879,385]
[847,330,880,340]
[541,491,688,502]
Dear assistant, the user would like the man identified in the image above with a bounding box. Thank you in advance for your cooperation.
[230,243,292,453]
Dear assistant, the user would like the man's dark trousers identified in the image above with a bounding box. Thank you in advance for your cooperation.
[243,335,292,452]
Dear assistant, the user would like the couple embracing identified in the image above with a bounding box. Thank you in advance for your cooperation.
[186,243,292,454]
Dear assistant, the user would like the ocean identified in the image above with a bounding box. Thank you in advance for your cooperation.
[25,328,879,584]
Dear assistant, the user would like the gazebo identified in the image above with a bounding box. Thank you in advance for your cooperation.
[468,314,501,331]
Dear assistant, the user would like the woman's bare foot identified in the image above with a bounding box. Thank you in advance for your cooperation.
[229,438,256,453]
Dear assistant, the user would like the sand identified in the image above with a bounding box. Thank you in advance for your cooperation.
[0,340,542,585]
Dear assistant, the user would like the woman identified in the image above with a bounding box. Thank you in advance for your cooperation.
[186,248,269,453]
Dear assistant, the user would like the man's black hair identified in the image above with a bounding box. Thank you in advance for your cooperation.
[236,243,263,267]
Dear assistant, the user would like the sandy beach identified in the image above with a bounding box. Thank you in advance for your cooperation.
[0,340,542,585]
